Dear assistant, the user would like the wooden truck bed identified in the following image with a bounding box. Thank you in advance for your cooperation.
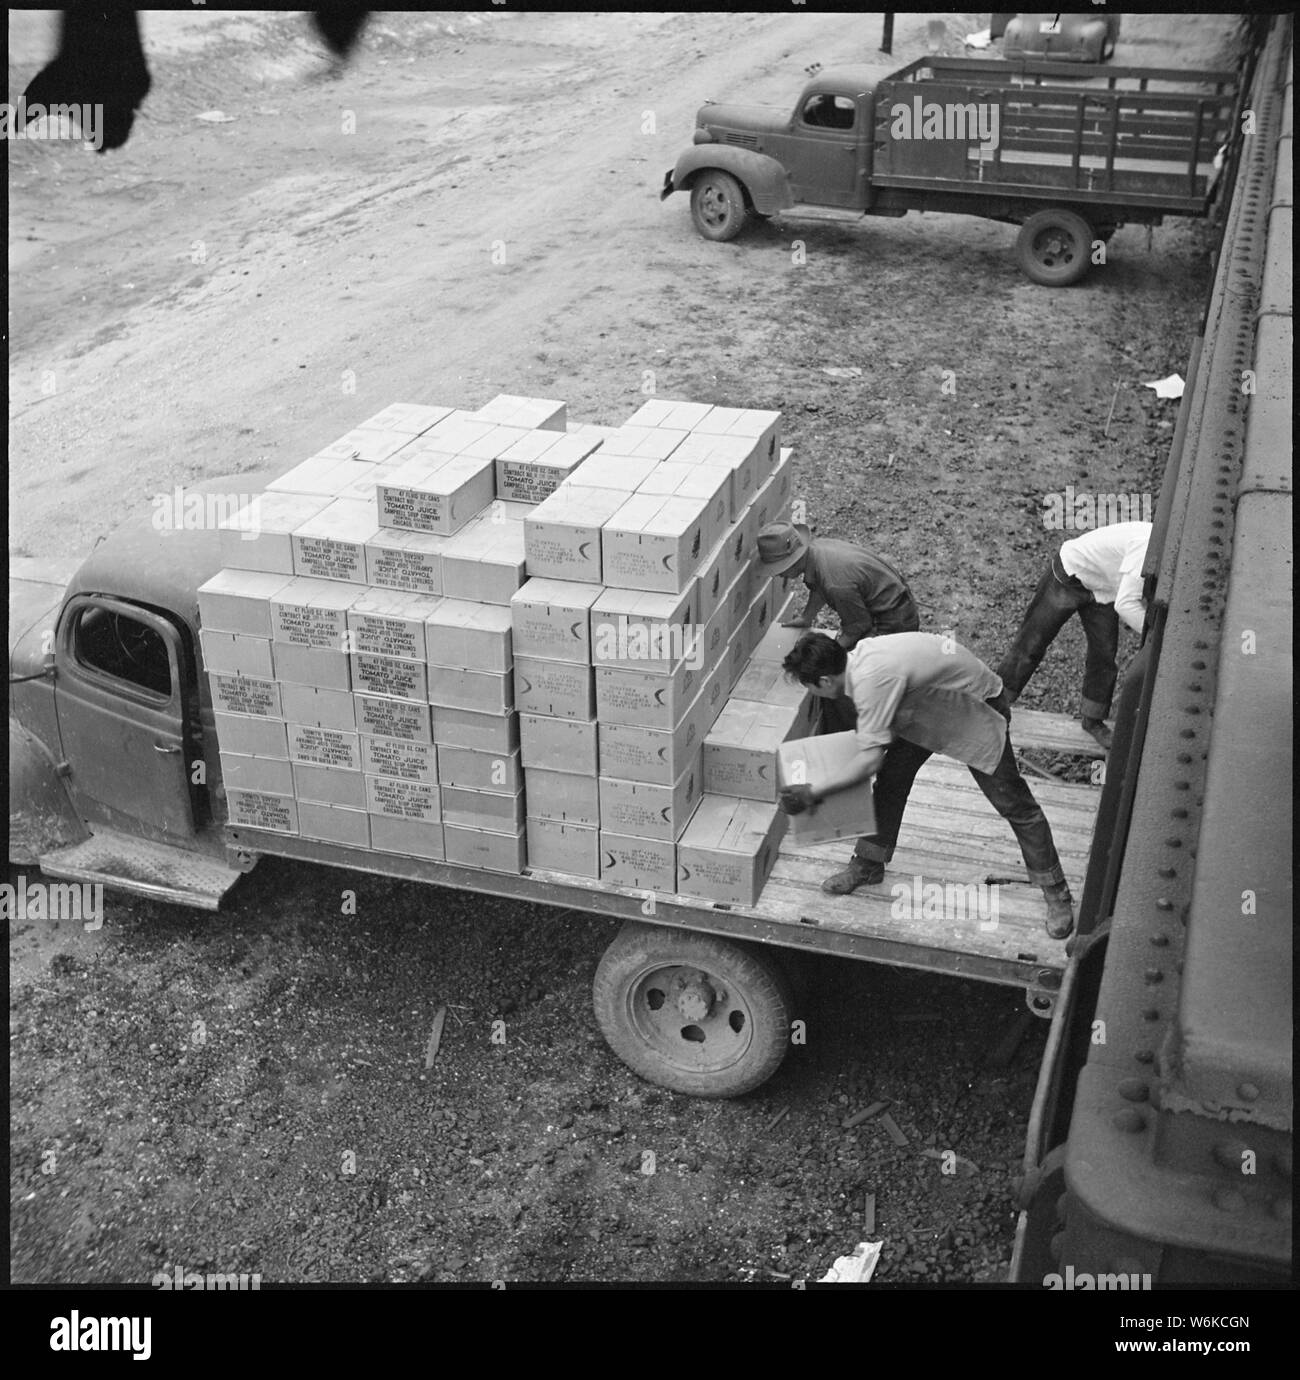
[872,57,1238,212]
[227,708,1099,1000]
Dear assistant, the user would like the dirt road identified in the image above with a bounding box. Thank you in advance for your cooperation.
[8,9,1241,1285]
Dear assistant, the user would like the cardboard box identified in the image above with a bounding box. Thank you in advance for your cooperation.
[444,816,527,872]
[209,673,282,720]
[287,723,361,771]
[276,685,355,737]
[361,735,438,783]
[703,698,812,801]
[599,832,675,894]
[575,452,662,491]
[638,460,731,553]
[266,454,363,497]
[364,526,447,596]
[524,485,630,583]
[420,409,502,454]
[625,398,715,431]
[291,498,379,584]
[272,641,352,691]
[594,657,706,731]
[350,651,428,703]
[471,393,567,432]
[426,665,513,714]
[438,503,530,604]
[513,656,594,721]
[353,692,431,743]
[455,424,533,461]
[197,569,292,637]
[219,752,294,797]
[313,427,411,464]
[294,762,367,810]
[599,751,703,842]
[356,402,454,437]
[748,455,795,537]
[511,579,601,664]
[425,599,514,672]
[670,432,762,519]
[200,630,274,680]
[347,589,441,662]
[598,706,702,787]
[693,406,781,477]
[226,788,298,834]
[214,712,288,759]
[376,453,494,536]
[526,818,599,878]
[740,581,779,660]
[598,424,687,461]
[436,746,522,794]
[520,713,597,775]
[589,586,698,674]
[601,492,709,594]
[750,621,835,667]
[271,576,361,649]
[443,822,527,874]
[776,731,877,845]
[366,773,441,822]
[298,800,371,848]
[218,493,330,575]
[441,785,525,832]
[369,814,444,860]
[676,796,787,907]
[731,658,816,719]
[433,707,519,755]
[495,431,602,504]
[522,768,600,826]
[313,458,384,500]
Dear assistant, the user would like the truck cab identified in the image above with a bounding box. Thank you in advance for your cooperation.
[8,475,273,908]
[661,66,879,238]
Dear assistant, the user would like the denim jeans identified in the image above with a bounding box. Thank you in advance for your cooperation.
[851,693,1067,889]
[997,551,1120,721]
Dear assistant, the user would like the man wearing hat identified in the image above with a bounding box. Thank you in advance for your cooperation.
[757,521,920,730]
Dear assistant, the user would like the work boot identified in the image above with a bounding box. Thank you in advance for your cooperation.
[822,857,885,896]
[1042,883,1075,940]
[1081,717,1113,751]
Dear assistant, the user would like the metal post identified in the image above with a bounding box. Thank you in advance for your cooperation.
[880,12,894,56]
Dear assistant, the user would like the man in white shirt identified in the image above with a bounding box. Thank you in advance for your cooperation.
[779,632,1075,939]
[997,521,1151,750]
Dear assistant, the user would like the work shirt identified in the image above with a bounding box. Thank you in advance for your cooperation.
[803,539,916,646]
[1059,521,1151,634]
[845,632,1008,774]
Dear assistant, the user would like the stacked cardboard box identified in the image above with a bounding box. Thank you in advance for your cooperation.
[201,397,596,870]
[203,395,809,908]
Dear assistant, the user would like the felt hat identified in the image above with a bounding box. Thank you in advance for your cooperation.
[756,521,812,576]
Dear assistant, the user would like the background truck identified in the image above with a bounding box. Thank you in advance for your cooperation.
[662,54,1239,284]
[1001,14,1123,65]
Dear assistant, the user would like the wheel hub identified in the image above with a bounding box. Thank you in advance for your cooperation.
[674,971,718,1021]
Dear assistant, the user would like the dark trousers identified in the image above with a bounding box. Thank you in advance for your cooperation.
[851,693,1067,889]
[997,552,1119,721]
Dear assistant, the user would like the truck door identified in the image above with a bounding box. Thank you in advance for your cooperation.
[777,91,865,208]
[53,595,198,846]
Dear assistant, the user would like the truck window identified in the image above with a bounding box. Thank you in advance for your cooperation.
[801,94,855,131]
[73,605,173,699]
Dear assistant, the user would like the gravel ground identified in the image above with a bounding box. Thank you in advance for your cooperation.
[8,8,1242,1286]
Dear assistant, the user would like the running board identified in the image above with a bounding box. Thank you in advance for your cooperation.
[38,830,243,911]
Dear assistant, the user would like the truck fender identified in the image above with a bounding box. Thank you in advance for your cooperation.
[666,146,794,215]
[8,719,87,865]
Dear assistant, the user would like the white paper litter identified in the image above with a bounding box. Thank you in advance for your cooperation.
[821,366,863,380]
[195,111,236,124]
[1143,373,1185,399]
[819,1240,883,1283]
[964,29,992,49]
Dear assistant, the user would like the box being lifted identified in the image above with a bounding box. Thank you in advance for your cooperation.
[776,730,877,845]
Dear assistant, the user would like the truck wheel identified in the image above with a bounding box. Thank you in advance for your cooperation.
[1016,209,1094,286]
[689,170,751,242]
[592,921,793,1097]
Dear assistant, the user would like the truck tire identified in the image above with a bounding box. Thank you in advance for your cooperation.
[1016,208,1094,286]
[592,921,793,1097]
[689,170,752,242]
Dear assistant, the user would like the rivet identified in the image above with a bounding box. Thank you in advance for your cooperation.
[1158,866,1177,878]
[1174,781,1190,790]
[1144,969,1163,983]
[1150,934,1169,947]
[1179,729,1196,739]
[1172,808,1188,819]
[1156,898,1173,910]
[1165,838,1183,848]
[1135,1049,1155,1064]
[1118,1079,1148,1102]
[1238,1083,1260,1101]
[1142,1008,1160,1021]
[1176,753,1193,763]
[1113,1108,1145,1133]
